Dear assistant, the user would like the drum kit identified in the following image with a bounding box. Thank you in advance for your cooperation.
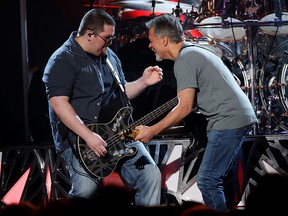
[184,0,288,135]
[101,0,288,135]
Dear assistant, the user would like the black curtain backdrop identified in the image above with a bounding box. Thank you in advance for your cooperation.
[0,0,84,146]
[1,1,24,146]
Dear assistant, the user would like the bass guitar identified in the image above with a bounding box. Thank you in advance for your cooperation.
[77,96,178,178]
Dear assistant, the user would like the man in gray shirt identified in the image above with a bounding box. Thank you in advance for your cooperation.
[135,14,258,212]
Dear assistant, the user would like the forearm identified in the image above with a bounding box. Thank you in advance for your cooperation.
[125,65,163,99]
[125,77,148,100]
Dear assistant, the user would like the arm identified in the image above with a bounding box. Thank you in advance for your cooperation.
[135,88,196,143]
[125,65,163,100]
[49,96,107,157]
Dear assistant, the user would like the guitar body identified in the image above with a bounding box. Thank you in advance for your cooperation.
[77,107,137,179]
[77,96,178,179]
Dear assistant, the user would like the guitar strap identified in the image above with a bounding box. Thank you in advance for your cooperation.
[179,42,221,57]
[68,57,135,169]
[106,58,125,93]
[105,57,133,109]
[63,57,134,173]
[65,57,129,164]
[179,43,195,53]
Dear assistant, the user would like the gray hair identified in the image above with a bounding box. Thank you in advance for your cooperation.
[145,13,185,43]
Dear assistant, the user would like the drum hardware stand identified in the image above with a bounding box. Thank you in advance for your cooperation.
[265,96,276,134]
[243,20,259,135]
[151,0,156,15]
[184,14,288,134]
[192,19,288,32]
[172,1,182,18]
[241,19,287,135]
[182,6,198,31]
[275,11,283,22]
[218,19,288,135]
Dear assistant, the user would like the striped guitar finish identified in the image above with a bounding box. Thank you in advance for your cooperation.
[77,96,178,178]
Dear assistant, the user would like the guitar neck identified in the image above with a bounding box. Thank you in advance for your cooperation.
[131,96,178,128]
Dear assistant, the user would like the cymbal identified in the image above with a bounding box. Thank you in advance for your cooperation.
[82,4,121,9]
[109,0,195,14]
[120,9,163,19]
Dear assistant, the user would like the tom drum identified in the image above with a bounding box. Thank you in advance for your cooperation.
[256,0,288,35]
[196,0,247,42]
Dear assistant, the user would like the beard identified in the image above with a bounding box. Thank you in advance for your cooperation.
[155,54,163,62]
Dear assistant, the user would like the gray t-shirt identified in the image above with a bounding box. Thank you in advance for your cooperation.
[174,43,257,131]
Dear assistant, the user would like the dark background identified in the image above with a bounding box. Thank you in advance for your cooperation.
[1,0,85,146]
[1,0,183,147]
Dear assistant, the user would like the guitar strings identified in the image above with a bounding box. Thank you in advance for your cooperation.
[106,96,179,147]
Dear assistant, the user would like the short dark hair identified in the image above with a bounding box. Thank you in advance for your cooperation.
[145,13,184,43]
[77,9,116,36]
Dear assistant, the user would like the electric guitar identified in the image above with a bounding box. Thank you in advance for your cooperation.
[77,96,178,178]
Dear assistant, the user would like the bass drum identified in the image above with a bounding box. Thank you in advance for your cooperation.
[258,39,288,133]
[196,0,246,42]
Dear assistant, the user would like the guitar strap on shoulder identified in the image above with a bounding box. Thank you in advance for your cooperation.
[179,42,220,56]
[105,57,133,109]
[179,43,195,53]
[106,58,125,93]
